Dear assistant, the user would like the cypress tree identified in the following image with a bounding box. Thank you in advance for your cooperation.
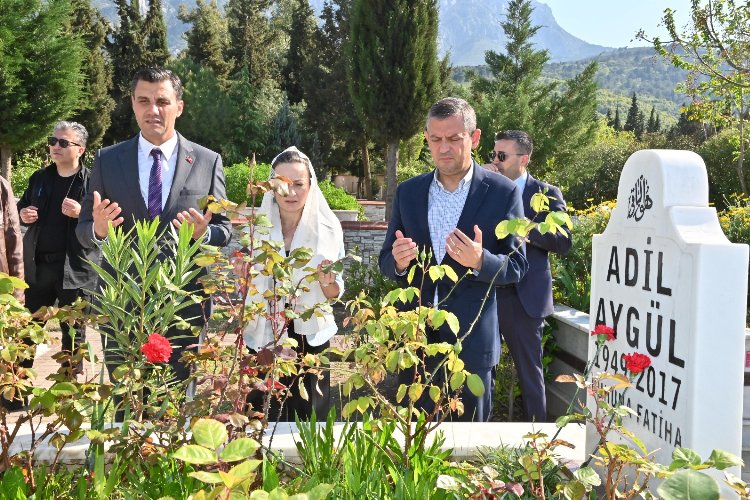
[178,0,232,85]
[143,0,169,67]
[106,0,168,143]
[646,106,659,133]
[349,0,441,219]
[225,0,279,86]
[623,92,640,134]
[0,0,84,180]
[69,0,114,149]
[613,106,622,131]
[284,0,317,105]
[635,109,646,138]
[302,0,369,192]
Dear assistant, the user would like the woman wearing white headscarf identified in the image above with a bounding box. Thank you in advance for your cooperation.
[244,146,344,421]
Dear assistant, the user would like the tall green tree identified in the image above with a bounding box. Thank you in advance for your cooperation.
[225,0,280,86]
[349,0,442,218]
[646,106,660,133]
[302,0,369,191]
[0,0,84,180]
[283,0,317,105]
[178,0,232,85]
[641,0,750,193]
[106,0,169,143]
[69,0,114,149]
[470,0,598,177]
[623,92,641,136]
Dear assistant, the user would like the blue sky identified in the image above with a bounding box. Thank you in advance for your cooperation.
[539,1,694,48]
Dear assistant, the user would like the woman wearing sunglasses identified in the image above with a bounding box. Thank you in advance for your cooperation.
[16,121,101,377]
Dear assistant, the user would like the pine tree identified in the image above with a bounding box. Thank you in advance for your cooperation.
[470,0,598,177]
[69,0,114,149]
[225,0,279,86]
[0,0,85,180]
[178,0,232,85]
[623,92,640,134]
[606,109,613,127]
[349,0,442,218]
[284,0,317,105]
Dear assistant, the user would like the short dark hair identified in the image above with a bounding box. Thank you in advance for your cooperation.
[130,68,184,100]
[54,121,88,147]
[426,97,477,133]
[495,130,533,156]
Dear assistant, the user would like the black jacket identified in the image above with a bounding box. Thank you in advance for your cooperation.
[17,164,101,291]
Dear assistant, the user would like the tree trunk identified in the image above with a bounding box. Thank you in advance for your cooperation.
[385,141,399,221]
[360,139,372,199]
[737,112,748,195]
[0,145,12,183]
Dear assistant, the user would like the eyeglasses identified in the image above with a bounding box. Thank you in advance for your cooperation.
[47,137,82,148]
[488,151,526,162]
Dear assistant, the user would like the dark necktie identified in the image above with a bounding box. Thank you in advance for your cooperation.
[148,148,163,220]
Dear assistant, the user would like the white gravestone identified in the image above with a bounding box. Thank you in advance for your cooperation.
[587,150,748,475]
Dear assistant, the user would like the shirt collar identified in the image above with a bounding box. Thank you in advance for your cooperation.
[515,170,528,192]
[433,163,474,192]
[139,133,178,160]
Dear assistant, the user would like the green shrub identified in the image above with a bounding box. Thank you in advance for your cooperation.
[318,180,364,219]
[224,161,271,205]
[11,153,44,196]
[718,194,750,323]
[550,200,615,311]
[699,128,749,211]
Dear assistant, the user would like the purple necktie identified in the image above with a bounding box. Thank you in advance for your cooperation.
[148,148,163,220]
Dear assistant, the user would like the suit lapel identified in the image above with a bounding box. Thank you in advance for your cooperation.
[119,137,148,220]
[164,133,193,219]
[455,163,489,235]
[413,172,433,251]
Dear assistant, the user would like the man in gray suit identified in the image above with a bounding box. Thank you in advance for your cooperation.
[77,68,231,381]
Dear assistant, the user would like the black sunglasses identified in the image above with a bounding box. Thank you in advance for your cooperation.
[47,137,82,148]
[488,151,526,162]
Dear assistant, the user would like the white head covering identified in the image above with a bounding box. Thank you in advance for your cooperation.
[243,146,344,351]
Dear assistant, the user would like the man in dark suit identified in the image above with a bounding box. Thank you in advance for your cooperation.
[77,68,232,381]
[379,98,528,422]
[488,130,572,422]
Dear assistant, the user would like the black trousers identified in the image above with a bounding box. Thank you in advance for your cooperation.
[25,258,89,354]
[249,323,331,423]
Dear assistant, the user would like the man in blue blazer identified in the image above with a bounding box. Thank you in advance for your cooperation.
[77,68,232,381]
[379,98,528,422]
[488,130,572,422]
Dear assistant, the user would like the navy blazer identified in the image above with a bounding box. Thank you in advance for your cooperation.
[379,164,528,368]
[512,174,572,318]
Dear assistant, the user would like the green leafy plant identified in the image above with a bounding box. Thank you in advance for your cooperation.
[224,159,272,205]
[551,200,614,311]
[10,152,44,196]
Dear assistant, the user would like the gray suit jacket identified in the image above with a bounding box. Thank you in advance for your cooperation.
[77,133,231,249]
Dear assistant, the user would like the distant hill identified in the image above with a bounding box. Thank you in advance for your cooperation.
[454,46,690,125]
[93,0,616,65]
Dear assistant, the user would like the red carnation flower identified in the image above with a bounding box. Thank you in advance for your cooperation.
[141,333,173,363]
[591,324,616,342]
[623,352,651,374]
